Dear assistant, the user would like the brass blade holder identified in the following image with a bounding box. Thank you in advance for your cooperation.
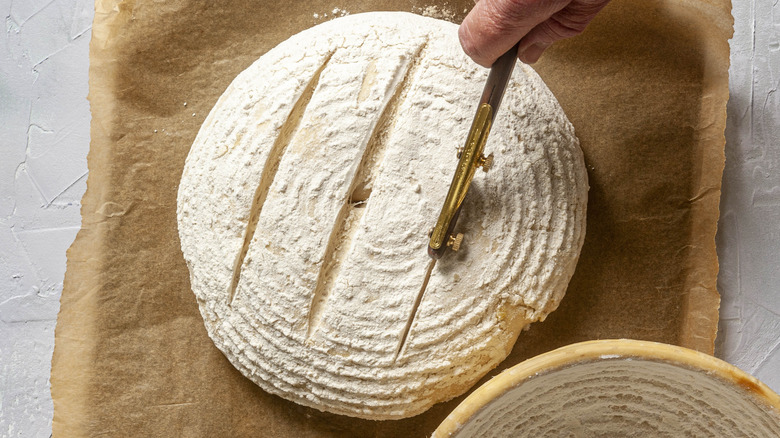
[426,42,518,260]
[427,103,494,259]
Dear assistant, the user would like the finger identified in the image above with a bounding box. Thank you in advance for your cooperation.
[517,0,610,63]
[459,0,571,67]
[517,42,551,64]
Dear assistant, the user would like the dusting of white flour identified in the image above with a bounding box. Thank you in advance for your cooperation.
[314,7,349,20]
[413,5,457,21]
[177,12,587,420]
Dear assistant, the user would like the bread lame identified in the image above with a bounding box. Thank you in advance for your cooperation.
[428,43,521,260]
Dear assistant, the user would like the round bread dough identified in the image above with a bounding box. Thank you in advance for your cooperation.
[177,12,587,420]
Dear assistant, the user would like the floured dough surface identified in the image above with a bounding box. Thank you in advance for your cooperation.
[177,12,587,420]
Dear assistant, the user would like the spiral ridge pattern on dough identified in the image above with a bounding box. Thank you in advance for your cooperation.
[177,12,587,419]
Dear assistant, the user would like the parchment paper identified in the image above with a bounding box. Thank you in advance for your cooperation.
[51,0,733,436]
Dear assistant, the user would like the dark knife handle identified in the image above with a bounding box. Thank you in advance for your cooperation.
[480,42,521,119]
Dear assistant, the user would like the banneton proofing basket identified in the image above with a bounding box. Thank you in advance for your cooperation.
[433,340,780,437]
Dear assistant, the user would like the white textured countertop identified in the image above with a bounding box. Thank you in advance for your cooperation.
[0,1,777,436]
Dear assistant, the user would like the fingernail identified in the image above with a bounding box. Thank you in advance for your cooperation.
[518,42,551,64]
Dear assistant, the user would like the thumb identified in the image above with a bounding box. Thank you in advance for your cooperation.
[459,0,571,67]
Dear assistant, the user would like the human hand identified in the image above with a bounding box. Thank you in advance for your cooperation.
[459,0,611,67]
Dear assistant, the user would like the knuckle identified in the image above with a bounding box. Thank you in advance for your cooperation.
[542,0,608,40]
[546,15,589,38]
[496,0,533,20]
[458,24,489,65]
[487,0,536,30]
[576,0,612,16]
